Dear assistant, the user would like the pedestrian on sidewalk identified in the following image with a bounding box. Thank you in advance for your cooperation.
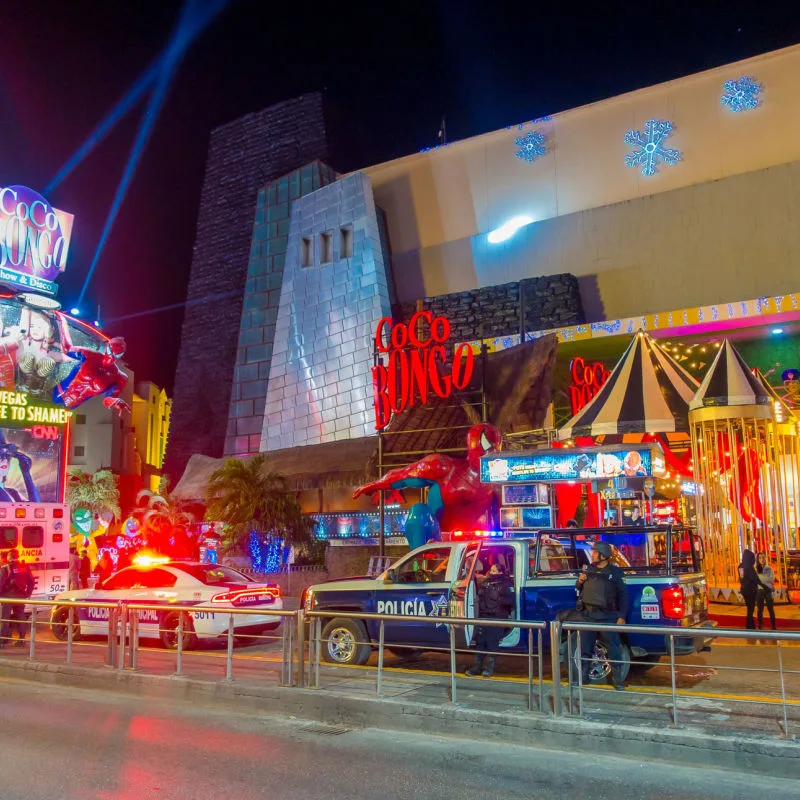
[738,549,759,630]
[465,562,514,678]
[756,552,777,631]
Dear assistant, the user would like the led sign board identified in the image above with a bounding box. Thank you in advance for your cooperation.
[0,185,74,296]
[372,312,474,430]
[481,447,663,484]
[568,357,610,416]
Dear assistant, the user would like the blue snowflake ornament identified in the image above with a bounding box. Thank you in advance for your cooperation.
[624,119,681,176]
[721,76,762,113]
[514,130,546,162]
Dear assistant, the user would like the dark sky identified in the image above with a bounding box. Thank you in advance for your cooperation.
[1,1,799,392]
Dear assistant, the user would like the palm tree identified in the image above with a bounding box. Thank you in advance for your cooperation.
[67,468,121,529]
[132,490,196,557]
[205,455,313,554]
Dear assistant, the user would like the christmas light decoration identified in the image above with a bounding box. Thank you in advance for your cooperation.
[624,119,681,176]
[720,76,763,113]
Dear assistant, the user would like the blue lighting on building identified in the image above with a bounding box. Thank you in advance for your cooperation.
[624,119,681,176]
[248,530,285,573]
[721,76,762,113]
[487,215,534,244]
[514,130,546,162]
[310,511,408,541]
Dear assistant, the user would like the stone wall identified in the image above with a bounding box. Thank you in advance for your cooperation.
[165,94,333,480]
[401,273,584,342]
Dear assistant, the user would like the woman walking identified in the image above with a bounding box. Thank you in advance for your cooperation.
[738,548,759,630]
[756,552,777,631]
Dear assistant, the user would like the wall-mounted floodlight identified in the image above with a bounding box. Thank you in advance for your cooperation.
[487,215,534,244]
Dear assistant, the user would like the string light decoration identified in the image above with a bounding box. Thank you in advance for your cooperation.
[658,339,721,376]
[514,130,546,163]
[248,530,284,573]
[624,119,681,176]
[720,76,763,113]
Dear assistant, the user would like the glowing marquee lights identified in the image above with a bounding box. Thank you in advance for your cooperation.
[487,215,534,244]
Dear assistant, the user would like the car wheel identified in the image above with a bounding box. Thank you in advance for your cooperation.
[160,611,198,650]
[50,606,81,642]
[572,638,631,684]
[321,618,371,666]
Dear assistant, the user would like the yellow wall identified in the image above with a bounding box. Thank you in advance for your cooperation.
[361,45,800,317]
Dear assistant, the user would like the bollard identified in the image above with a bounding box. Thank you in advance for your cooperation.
[549,620,562,717]
[377,619,385,698]
[176,610,184,676]
[130,612,139,670]
[28,604,36,660]
[280,614,290,686]
[107,607,118,667]
[66,606,74,664]
[226,613,234,681]
[117,604,126,671]
[295,609,305,688]
[449,624,457,704]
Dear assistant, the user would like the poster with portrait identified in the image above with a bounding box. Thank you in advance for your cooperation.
[0,425,65,503]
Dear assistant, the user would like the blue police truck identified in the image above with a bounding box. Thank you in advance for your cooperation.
[302,526,715,683]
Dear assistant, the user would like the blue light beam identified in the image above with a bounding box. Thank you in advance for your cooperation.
[76,0,229,308]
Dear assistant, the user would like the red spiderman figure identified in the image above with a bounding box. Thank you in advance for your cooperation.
[354,423,502,549]
[53,312,131,416]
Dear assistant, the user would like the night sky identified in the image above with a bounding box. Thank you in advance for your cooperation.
[1,1,799,392]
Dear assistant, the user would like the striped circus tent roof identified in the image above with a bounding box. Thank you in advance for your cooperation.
[558,330,699,440]
[689,340,770,410]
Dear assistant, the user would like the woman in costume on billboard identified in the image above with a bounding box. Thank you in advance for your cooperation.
[0,432,40,503]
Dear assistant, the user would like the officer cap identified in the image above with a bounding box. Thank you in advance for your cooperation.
[592,541,613,558]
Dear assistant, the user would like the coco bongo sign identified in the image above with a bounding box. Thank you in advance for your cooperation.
[372,312,474,430]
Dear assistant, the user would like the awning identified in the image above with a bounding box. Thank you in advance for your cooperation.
[689,340,770,409]
[172,437,379,502]
[558,330,698,440]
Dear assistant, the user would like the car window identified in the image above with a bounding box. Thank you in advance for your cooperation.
[394,547,451,584]
[100,568,141,591]
[132,568,178,589]
[174,564,252,585]
[0,527,16,549]
[536,540,579,575]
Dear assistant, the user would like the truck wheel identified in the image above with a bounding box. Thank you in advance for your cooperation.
[573,639,631,684]
[321,618,371,666]
[160,612,198,650]
[51,606,81,642]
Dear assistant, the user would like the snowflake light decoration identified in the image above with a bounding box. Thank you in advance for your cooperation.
[720,76,762,113]
[624,119,681,176]
[514,130,546,162]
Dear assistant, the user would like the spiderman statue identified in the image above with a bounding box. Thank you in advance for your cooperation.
[53,312,131,416]
[354,423,502,549]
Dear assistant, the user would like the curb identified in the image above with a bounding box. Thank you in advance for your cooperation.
[2,658,797,778]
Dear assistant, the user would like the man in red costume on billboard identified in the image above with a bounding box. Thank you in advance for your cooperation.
[354,423,502,549]
[53,312,130,416]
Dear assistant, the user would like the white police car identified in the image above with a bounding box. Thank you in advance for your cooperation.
[49,560,283,649]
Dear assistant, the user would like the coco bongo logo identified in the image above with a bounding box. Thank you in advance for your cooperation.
[568,357,610,415]
[371,312,474,430]
[0,185,74,293]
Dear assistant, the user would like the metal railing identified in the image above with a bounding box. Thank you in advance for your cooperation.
[0,598,798,740]
[305,610,548,710]
[553,619,800,738]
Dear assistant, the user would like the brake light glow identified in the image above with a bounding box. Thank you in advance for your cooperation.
[210,586,280,604]
[661,585,685,619]
[15,508,26,518]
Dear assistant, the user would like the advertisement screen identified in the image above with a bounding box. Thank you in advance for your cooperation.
[481,448,659,484]
[0,424,66,503]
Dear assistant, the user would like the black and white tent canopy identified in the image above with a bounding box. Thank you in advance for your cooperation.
[689,340,770,410]
[558,330,699,440]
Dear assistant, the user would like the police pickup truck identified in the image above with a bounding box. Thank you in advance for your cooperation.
[302,526,715,683]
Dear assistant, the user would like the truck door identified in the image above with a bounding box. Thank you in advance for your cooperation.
[449,543,521,649]
[379,544,453,648]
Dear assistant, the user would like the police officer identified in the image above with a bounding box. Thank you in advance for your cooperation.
[575,541,629,690]
[0,549,35,647]
[465,562,514,678]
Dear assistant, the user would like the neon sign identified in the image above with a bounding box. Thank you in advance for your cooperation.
[0,185,74,296]
[371,312,475,430]
[0,392,71,425]
[569,357,610,415]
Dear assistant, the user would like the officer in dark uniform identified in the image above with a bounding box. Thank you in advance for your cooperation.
[465,562,514,678]
[0,549,35,647]
[575,540,629,690]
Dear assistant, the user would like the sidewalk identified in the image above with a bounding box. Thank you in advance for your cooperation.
[709,601,800,630]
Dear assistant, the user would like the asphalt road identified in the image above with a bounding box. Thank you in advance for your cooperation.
[0,679,796,800]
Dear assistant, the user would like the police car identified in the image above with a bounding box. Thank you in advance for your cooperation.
[49,560,282,649]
